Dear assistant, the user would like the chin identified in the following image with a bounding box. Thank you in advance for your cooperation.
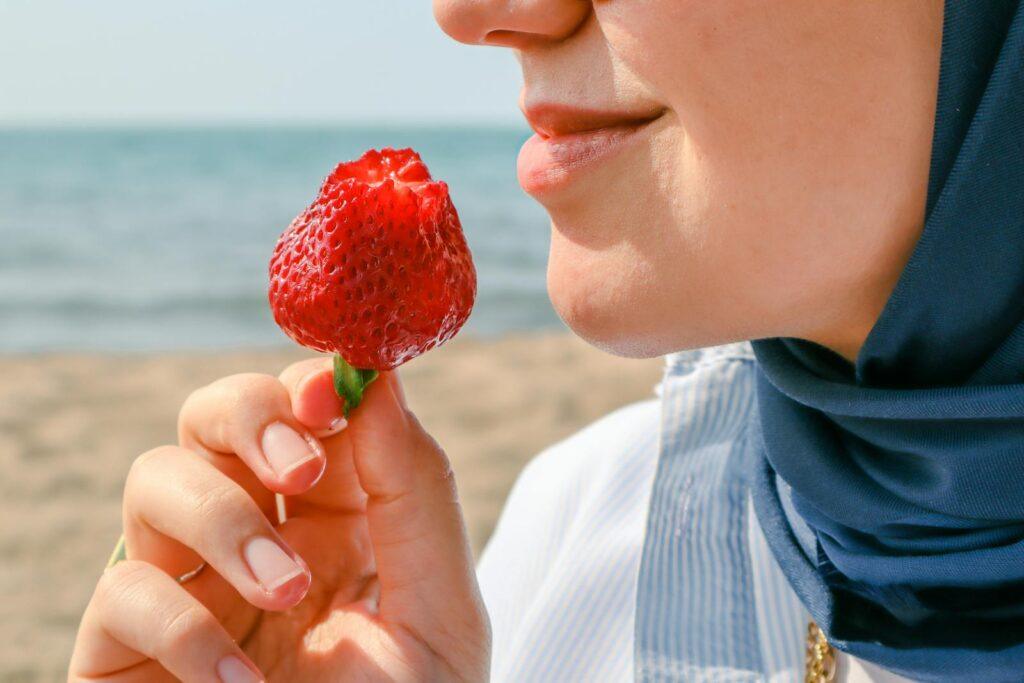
[546,233,673,360]
[545,220,747,359]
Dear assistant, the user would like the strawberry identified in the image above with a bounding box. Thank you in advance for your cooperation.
[268,148,476,412]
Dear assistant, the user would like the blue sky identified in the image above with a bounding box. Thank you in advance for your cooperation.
[0,1,524,125]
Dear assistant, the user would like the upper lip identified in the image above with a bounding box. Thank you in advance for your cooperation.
[521,101,667,139]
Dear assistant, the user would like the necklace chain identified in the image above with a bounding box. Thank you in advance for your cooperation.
[805,621,837,682]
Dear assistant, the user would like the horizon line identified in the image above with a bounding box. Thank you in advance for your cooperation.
[0,118,528,131]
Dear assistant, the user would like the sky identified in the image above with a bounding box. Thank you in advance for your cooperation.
[0,1,524,125]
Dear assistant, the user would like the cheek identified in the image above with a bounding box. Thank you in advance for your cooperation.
[539,124,724,356]
[589,0,938,343]
[594,0,731,101]
[541,122,794,358]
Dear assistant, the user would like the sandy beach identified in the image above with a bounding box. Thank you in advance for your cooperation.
[1,333,663,682]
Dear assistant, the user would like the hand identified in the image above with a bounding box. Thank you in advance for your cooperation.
[69,359,490,682]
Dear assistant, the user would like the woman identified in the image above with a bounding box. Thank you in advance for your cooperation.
[70,1,1024,681]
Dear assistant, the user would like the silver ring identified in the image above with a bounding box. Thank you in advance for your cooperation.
[177,562,207,584]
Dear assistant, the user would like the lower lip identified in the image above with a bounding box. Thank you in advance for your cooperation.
[517,119,658,196]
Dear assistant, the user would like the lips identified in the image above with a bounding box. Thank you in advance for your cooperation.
[522,103,665,139]
[517,102,666,197]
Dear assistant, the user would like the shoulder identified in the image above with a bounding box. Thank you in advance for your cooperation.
[477,397,664,680]
[480,397,662,564]
[485,341,758,552]
[514,397,663,499]
[478,344,761,680]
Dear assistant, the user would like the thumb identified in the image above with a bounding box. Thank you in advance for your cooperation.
[347,372,485,643]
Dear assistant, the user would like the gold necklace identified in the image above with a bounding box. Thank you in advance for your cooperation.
[805,621,837,682]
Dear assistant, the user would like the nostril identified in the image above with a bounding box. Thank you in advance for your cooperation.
[483,30,549,49]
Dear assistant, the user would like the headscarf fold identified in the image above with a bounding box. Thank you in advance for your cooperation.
[751,1,1024,679]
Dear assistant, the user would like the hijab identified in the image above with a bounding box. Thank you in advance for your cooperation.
[750,1,1024,679]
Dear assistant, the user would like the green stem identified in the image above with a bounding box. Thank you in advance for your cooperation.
[333,354,379,417]
[107,534,127,568]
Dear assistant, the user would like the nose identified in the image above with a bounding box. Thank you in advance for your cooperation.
[433,0,591,48]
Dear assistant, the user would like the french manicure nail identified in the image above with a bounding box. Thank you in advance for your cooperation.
[217,655,262,683]
[243,537,306,592]
[328,416,348,432]
[261,422,319,477]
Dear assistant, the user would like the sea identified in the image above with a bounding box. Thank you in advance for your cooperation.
[0,126,562,352]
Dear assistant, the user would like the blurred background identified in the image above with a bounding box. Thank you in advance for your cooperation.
[0,3,661,680]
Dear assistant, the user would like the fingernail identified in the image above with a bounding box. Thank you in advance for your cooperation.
[243,537,306,592]
[312,416,347,439]
[217,655,262,683]
[261,422,319,477]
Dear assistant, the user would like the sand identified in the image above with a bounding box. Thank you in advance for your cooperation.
[0,333,663,682]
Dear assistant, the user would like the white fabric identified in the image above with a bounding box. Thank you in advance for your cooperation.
[478,400,662,681]
[477,349,916,682]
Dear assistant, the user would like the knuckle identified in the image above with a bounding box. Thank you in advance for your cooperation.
[179,373,287,430]
[416,434,458,498]
[126,446,180,497]
[179,383,207,414]
[156,603,217,662]
[191,481,252,523]
[178,381,219,430]
[434,454,458,499]
[219,373,287,406]
[226,375,290,425]
[96,560,153,606]
[281,357,326,384]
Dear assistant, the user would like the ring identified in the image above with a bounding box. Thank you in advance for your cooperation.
[177,562,208,584]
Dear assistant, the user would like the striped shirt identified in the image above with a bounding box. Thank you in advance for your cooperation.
[477,343,912,682]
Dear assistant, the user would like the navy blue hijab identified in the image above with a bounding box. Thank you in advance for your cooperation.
[751,1,1024,679]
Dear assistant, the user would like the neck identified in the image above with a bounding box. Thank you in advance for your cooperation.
[798,279,899,366]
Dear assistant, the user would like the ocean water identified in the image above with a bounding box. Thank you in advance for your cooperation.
[0,126,561,352]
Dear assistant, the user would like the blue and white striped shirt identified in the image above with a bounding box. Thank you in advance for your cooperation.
[477,343,911,682]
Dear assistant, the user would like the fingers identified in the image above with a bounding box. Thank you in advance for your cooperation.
[278,358,368,515]
[344,373,486,643]
[70,561,264,683]
[179,373,327,496]
[278,357,348,437]
[124,445,311,611]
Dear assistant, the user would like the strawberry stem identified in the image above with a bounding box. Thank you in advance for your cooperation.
[333,354,379,417]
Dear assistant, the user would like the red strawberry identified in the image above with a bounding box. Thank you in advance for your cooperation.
[268,148,476,412]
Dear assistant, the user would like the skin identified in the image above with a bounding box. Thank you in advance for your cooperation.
[438,0,942,361]
[70,366,489,682]
[70,2,943,681]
